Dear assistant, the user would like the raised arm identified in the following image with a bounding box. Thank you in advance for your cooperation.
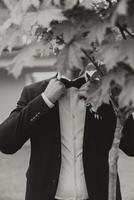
[0,78,66,154]
[0,85,51,154]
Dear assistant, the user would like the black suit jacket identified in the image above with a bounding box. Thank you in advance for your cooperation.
[0,79,134,200]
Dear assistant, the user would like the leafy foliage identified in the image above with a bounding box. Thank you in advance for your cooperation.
[0,0,134,112]
[99,39,134,71]
[0,25,22,53]
[86,66,130,110]
[6,41,51,77]
[55,37,90,74]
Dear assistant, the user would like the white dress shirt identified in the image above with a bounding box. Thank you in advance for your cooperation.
[41,74,89,200]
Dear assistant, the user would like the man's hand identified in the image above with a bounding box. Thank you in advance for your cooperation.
[44,78,66,103]
[78,79,101,100]
[78,81,90,100]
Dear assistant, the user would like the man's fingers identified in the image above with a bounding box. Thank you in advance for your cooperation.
[78,91,88,99]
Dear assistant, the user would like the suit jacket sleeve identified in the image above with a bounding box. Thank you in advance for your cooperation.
[0,85,51,154]
[120,115,134,156]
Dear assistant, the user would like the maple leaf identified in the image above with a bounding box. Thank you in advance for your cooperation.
[67,6,110,44]
[0,25,23,54]
[0,4,66,54]
[4,0,40,27]
[52,21,80,43]
[114,72,134,122]
[21,12,37,33]
[115,0,128,16]
[55,37,90,74]
[86,67,128,111]
[3,0,35,27]
[118,74,134,109]
[9,3,26,25]
[111,0,128,26]
[99,39,134,71]
[21,7,66,33]
[63,6,95,24]
[122,0,134,32]
[53,7,109,45]
[112,0,134,31]
[86,19,110,45]
[37,7,66,27]
[6,41,51,78]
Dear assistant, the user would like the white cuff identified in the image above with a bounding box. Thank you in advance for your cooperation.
[41,93,54,108]
[132,112,134,118]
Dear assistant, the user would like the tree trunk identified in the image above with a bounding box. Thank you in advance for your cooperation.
[108,117,123,200]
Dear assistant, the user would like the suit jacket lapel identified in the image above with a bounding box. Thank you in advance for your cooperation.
[83,107,90,148]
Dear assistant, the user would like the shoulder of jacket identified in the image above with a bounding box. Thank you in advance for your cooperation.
[24,80,46,91]
[22,76,54,100]
[24,74,56,91]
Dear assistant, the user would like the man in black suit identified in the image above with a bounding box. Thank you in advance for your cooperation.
[0,68,134,200]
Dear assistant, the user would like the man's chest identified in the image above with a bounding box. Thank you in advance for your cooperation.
[59,88,86,131]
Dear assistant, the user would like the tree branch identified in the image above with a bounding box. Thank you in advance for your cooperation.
[124,28,134,39]
[116,23,134,39]
[81,48,104,76]
[116,24,127,39]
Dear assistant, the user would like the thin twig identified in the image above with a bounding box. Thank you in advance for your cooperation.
[81,48,104,76]
[124,28,134,39]
[117,23,134,39]
[116,24,127,39]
